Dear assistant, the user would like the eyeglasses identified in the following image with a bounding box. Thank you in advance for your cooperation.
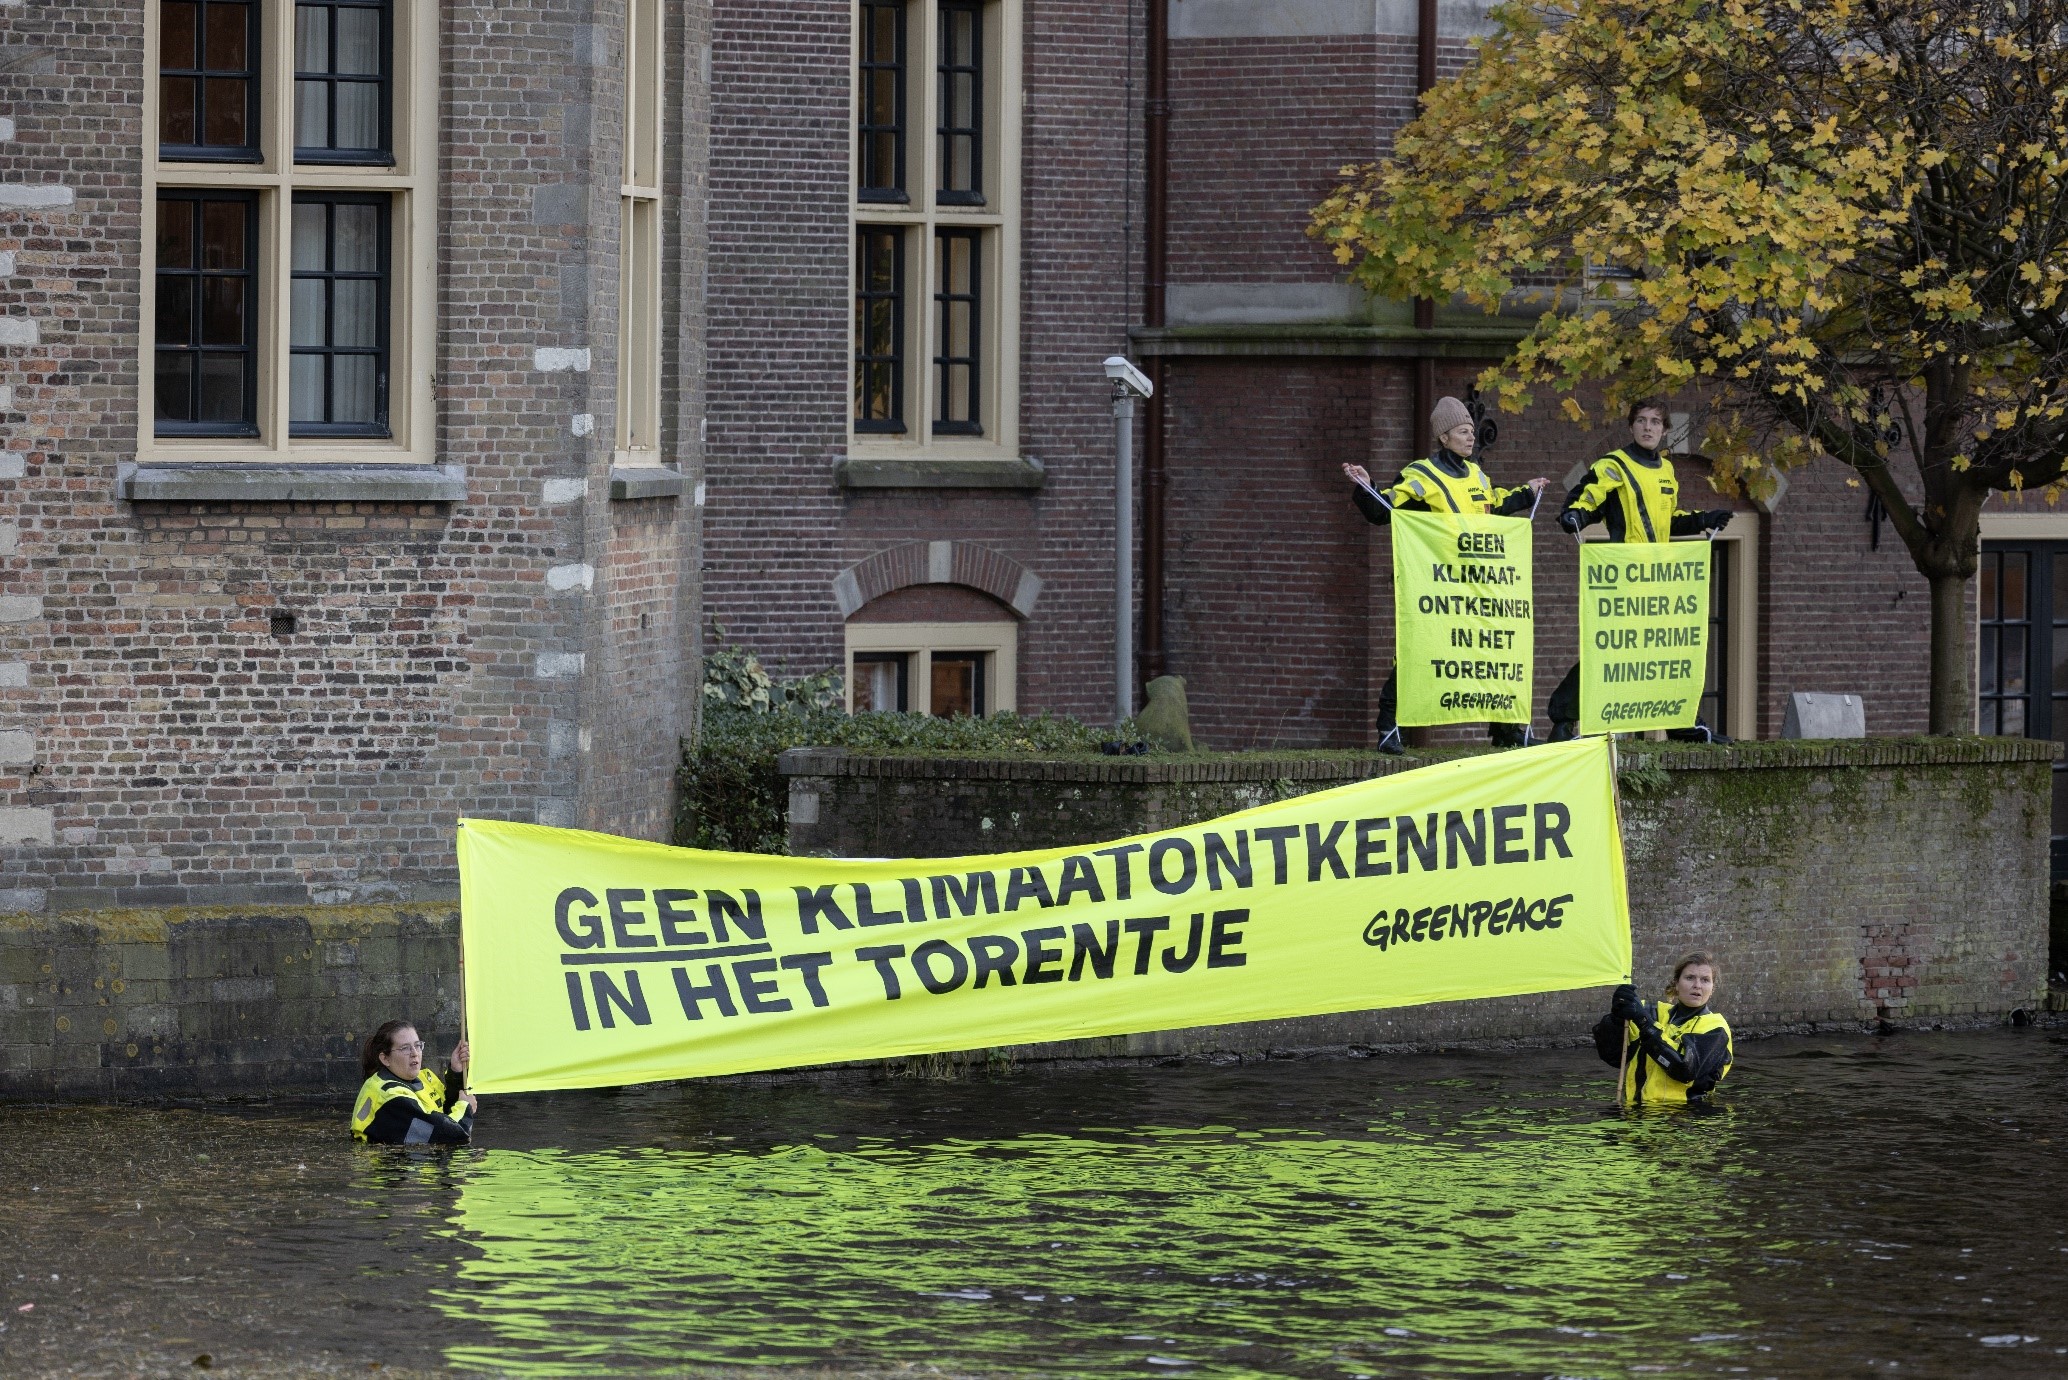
[389,1041,425,1054]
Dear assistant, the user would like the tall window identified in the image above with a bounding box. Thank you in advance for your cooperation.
[851,0,1018,453]
[858,2,907,202]
[1978,548,2032,737]
[294,0,392,163]
[1978,542,2068,876]
[289,195,388,433]
[159,0,262,162]
[143,0,435,461]
[154,191,259,434]
[935,0,983,204]
[618,0,664,459]
[854,228,904,431]
[933,228,979,433]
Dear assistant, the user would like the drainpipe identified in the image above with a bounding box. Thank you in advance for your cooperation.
[1404,0,1439,746]
[1411,0,1438,459]
[1141,0,1171,682]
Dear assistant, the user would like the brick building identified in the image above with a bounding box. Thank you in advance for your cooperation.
[1,0,706,921]
[700,0,2064,772]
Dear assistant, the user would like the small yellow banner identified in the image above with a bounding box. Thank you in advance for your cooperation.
[1392,510,1535,726]
[458,738,1631,1095]
[1579,541,1711,734]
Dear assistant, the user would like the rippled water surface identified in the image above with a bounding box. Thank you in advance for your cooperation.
[3,1030,2067,1378]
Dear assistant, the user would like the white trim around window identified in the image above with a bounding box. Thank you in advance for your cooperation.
[848,0,1021,464]
[137,0,438,466]
[845,620,1018,715]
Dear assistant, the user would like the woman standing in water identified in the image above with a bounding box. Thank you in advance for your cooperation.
[350,1019,476,1144]
[1594,952,1733,1104]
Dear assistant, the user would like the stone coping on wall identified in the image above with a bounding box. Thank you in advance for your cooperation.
[779,736,2059,785]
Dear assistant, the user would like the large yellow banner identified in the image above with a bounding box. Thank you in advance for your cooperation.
[458,738,1631,1094]
[1579,541,1711,734]
[1392,510,1535,726]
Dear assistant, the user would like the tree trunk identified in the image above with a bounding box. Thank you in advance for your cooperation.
[1927,568,1973,736]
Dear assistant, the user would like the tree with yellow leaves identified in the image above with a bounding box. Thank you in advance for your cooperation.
[1312,0,2068,733]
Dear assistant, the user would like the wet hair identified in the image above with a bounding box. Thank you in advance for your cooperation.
[1664,952,1720,1000]
[1627,398,1669,427]
[361,1019,419,1078]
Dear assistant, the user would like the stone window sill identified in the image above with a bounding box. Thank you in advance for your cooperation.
[836,456,1045,490]
[609,466,686,501]
[118,463,467,503]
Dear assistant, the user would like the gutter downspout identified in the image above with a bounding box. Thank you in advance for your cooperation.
[1412,0,1438,459]
[1405,0,1439,747]
[1141,0,1170,682]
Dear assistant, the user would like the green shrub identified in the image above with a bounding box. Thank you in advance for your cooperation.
[677,641,1137,853]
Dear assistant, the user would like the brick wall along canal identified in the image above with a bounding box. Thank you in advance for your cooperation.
[3,1029,2067,1378]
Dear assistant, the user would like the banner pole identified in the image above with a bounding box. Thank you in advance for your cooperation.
[1352,476,1394,510]
[455,824,469,1063]
[1607,734,1630,1109]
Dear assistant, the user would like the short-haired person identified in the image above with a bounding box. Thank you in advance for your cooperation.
[1550,400,1734,741]
[350,1020,476,1145]
[1342,396,1551,753]
[1593,953,1733,1104]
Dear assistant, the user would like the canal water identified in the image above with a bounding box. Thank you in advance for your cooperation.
[2,1029,2064,1378]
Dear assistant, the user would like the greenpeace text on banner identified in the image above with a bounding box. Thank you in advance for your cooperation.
[457,738,1631,1094]
[1391,511,1535,726]
[1579,542,1710,734]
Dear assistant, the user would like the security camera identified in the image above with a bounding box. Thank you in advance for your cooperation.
[1104,355,1154,400]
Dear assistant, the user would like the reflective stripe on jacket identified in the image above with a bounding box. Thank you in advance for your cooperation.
[1567,447,1692,543]
[1384,454,1521,515]
[350,1069,467,1144]
[1619,1000,1733,1105]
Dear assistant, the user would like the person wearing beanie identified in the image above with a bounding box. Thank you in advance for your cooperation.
[1341,397,1550,753]
[1546,399,1734,743]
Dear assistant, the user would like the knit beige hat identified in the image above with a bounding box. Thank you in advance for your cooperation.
[1431,396,1472,438]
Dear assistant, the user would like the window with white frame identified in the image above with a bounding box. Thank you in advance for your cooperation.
[618,0,663,460]
[850,0,1019,456]
[845,622,1017,716]
[143,0,434,461]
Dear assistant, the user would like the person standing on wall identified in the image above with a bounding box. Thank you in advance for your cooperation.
[1549,400,1735,741]
[1342,395,1551,754]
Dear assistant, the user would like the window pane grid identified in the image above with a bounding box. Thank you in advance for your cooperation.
[294,0,393,163]
[858,1,908,201]
[936,0,984,203]
[854,227,906,433]
[932,228,980,435]
[289,194,391,436]
[154,192,259,435]
[1978,550,2033,736]
[160,0,261,161]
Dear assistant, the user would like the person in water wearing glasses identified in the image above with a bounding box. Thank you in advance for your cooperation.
[1593,952,1733,1104]
[349,1019,476,1144]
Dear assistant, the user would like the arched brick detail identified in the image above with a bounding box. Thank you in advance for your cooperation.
[831,541,1041,619]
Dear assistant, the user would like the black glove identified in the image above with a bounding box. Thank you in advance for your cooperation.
[1701,509,1732,532]
[1559,509,1586,536]
[1610,983,1644,1022]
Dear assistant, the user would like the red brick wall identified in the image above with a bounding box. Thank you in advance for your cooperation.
[702,0,853,673]
[0,0,700,915]
[700,3,1939,752]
